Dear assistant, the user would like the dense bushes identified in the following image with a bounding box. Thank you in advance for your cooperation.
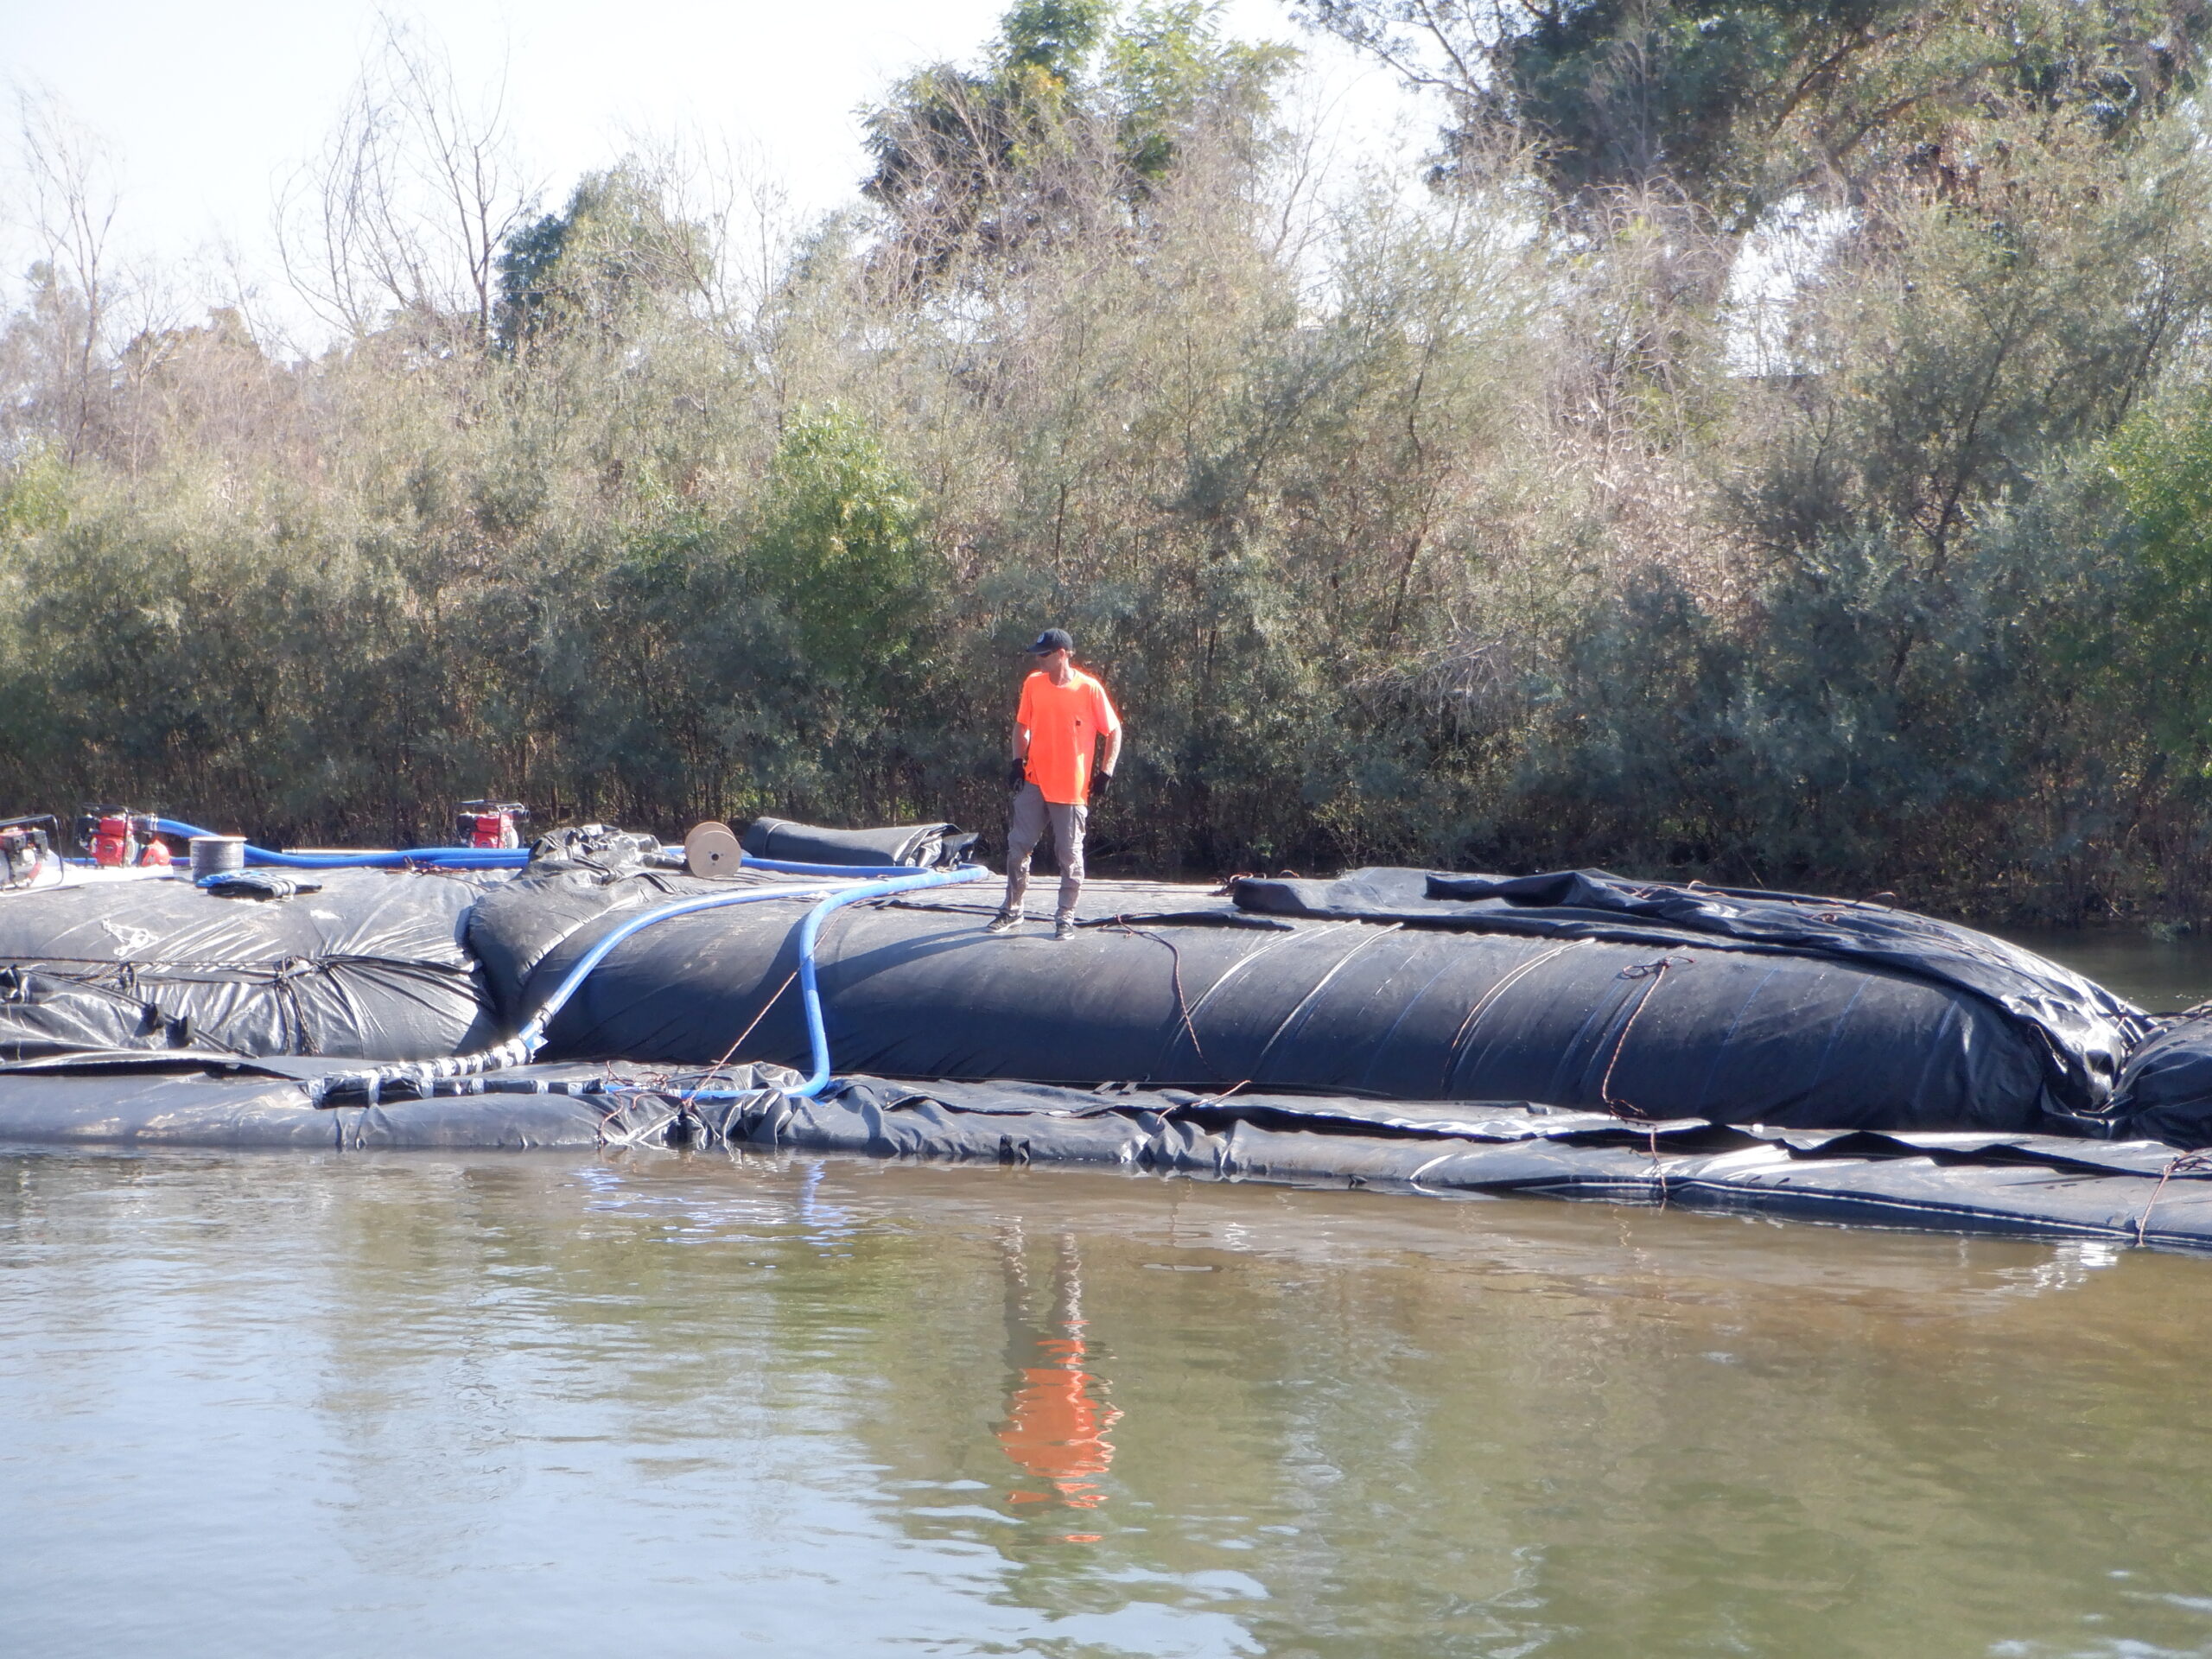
[7,1,2212,919]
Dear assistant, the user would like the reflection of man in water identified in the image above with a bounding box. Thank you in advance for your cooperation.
[997,1233,1120,1527]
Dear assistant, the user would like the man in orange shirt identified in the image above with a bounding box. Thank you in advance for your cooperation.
[988,629,1122,940]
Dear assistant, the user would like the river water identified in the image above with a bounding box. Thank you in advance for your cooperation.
[1998,926,2212,1013]
[5,932,2212,1657]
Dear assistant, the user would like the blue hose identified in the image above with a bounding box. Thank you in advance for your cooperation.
[307,863,989,1105]
[513,882,837,1047]
[156,819,528,870]
[518,863,988,1090]
[158,819,931,878]
[786,866,989,1095]
[736,854,941,878]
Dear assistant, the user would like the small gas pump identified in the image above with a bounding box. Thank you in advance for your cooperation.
[454,801,530,849]
[73,807,173,868]
[0,815,56,888]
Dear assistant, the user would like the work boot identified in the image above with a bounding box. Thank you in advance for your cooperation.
[1052,913,1077,942]
[985,908,1023,935]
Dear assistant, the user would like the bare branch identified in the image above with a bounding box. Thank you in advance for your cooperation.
[17,88,122,461]
[274,16,532,349]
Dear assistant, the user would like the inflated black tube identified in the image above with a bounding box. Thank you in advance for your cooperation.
[1235,866,2145,1115]
[0,866,499,1061]
[303,868,989,1105]
[491,881,2063,1133]
[741,817,974,869]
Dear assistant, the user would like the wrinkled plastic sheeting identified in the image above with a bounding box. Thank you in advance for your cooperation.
[692,1077,2212,1255]
[475,870,2065,1133]
[526,824,681,874]
[2107,1015,2212,1147]
[742,817,977,869]
[3,1058,2211,1255]
[1232,868,2151,1116]
[0,1053,709,1148]
[0,868,503,1061]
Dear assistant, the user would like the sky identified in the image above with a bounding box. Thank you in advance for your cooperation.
[0,0,1427,346]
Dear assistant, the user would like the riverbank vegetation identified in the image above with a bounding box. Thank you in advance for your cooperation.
[6,0,2212,920]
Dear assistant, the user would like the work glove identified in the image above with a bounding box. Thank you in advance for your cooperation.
[1090,770,1114,803]
[1007,759,1027,791]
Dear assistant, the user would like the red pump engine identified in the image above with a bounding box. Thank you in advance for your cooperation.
[73,807,172,868]
[454,801,530,849]
[0,815,56,888]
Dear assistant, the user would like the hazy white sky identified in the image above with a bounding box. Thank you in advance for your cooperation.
[0,1,1425,342]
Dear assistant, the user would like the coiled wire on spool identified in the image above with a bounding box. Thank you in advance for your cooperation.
[188,836,247,883]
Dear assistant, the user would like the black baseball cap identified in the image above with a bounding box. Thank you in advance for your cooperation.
[1027,628,1074,654]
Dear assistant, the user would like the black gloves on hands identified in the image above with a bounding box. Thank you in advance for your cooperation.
[1007,759,1028,791]
[1090,770,1114,802]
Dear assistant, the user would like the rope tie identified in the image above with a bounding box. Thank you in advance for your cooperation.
[1599,955,1694,1122]
[1107,917,1212,1074]
[2134,1148,2212,1247]
[1440,941,1577,1093]
[678,969,801,1119]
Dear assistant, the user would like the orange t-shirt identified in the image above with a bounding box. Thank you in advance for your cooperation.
[1017,669,1121,805]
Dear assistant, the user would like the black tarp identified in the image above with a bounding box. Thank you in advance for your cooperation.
[0,859,2157,1141]
[13,845,2212,1254]
[0,1055,623,1148]
[742,817,976,869]
[0,870,501,1061]
[467,868,2074,1133]
[1231,868,2150,1116]
[2107,1014,2212,1147]
[4,1057,2211,1255]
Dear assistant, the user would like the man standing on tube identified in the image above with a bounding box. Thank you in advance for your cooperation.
[988,629,1122,940]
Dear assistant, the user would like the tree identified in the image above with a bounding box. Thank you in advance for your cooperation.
[494,166,711,353]
[1294,0,2206,221]
[16,92,120,462]
[276,19,531,345]
[861,0,1290,286]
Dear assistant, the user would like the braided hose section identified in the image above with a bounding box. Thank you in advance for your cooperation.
[302,1035,540,1107]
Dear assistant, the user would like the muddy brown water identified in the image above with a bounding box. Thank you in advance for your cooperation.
[3,931,2211,1657]
[6,1148,2212,1658]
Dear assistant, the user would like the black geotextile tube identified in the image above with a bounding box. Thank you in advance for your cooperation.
[0,1058,621,1148]
[0,868,504,1062]
[1232,867,2152,1116]
[472,868,2069,1134]
[741,817,976,869]
[2107,1015,2212,1146]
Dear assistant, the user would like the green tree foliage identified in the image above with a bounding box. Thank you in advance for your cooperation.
[9,0,2212,919]
[748,407,934,686]
[1299,0,2207,219]
[2107,396,2212,791]
[496,166,709,351]
[862,0,1291,285]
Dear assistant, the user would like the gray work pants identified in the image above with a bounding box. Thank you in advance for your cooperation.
[1002,784,1087,917]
